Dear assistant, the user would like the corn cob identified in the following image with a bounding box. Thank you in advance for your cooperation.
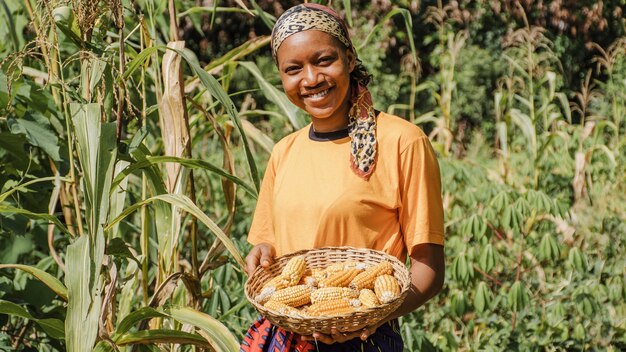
[298,274,318,288]
[324,261,368,274]
[255,275,289,304]
[358,289,380,308]
[318,268,361,288]
[271,285,312,307]
[349,261,393,290]
[306,298,362,316]
[264,300,301,316]
[374,274,401,304]
[280,256,307,285]
[310,287,358,304]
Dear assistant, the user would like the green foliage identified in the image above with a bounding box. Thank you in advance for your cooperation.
[0,0,625,351]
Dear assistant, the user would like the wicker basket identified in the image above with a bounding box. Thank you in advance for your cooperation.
[244,246,411,335]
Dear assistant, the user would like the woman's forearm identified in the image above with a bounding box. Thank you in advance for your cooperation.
[385,244,445,321]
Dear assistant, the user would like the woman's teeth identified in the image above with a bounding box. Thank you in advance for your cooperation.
[309,89,330,99]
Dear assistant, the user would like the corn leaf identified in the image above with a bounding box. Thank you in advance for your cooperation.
[0,264,67,300]
[0,204,70,235]
[65,235,103,352]
[116,329,210,347]
[0,300,65,339]
[166,306,239,352]
[105,194,245,270]
[238,61,304,129]
[112,307,167,339]
[169,47,260,192]
[111,156,257,198]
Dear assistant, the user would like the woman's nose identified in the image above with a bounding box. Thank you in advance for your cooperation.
[302,65,322,87]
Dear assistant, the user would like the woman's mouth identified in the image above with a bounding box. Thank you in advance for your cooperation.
[306,88,331,100]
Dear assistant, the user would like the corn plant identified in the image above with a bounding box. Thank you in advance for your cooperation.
[0,0,275,350]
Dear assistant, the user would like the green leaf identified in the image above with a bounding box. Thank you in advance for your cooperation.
[106,237,140,264]
[539,233,560,262]
[508,281,529,311]
[342,0,352,27]
[111,155,257,198]
[105,194,245,270]
[7,112,61,161]
[568,247,587,273]
[120,46,163,83]
[473,281,492,313]
[238,61,304,129]
[0,203,70,235]
[166,307,239,352]
[0,300,65,339]
[0,0,19,51]
[113,307,167,339]
[169,47,260,192]
[70,102,117,234]
[0,264,67,300]
[359,8,417,68]
[478,244,496,273]
[65,235,102,352]
[0,176,70,203]
[93,342,116,352]
[116,329,211,347]
[450,290,467,317]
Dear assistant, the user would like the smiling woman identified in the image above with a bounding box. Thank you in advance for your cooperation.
[241,3,445,352]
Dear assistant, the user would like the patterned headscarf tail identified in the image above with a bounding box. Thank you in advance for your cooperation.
[272,4,377,180]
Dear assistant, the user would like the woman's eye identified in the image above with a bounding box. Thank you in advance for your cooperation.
[319,57,333,64]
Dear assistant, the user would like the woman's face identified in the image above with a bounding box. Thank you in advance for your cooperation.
[276,30,355,131]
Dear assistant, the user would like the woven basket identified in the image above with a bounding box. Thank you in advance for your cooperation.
[245,246,411,335]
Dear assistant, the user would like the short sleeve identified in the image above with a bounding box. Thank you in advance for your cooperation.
[247,153,278,247]
[398,136,445,254]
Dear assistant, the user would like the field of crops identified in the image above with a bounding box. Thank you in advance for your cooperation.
[0,1,624,351]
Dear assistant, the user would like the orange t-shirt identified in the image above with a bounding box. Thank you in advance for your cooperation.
[247,112,444,261]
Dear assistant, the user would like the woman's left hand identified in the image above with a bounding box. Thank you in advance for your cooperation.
[301,325,379,344]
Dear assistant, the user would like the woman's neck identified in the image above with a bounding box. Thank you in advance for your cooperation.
[310,118,349,133]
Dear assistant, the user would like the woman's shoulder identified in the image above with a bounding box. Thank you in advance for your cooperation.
[376,111,428,148]
[271,124,310,155]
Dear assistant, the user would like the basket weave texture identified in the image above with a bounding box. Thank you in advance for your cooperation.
[245,246,411,335]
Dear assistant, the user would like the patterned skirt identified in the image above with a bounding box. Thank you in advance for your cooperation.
[239,317,403,352]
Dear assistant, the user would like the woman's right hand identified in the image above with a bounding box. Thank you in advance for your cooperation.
[245,243,276,276]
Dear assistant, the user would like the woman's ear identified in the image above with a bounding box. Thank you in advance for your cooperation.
[346,49,356,73]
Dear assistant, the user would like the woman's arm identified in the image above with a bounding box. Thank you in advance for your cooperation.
[305,243,445,344]
[382,243,445,321]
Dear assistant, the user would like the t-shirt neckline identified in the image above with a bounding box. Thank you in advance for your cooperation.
[308,125,350,141]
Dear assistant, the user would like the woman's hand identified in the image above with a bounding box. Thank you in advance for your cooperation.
[301,325,380,344]
[245,243,276,276]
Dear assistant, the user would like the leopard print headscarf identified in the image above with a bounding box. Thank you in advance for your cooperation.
[271,3,378,180]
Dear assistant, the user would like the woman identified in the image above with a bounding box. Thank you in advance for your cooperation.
[241,4,445,351]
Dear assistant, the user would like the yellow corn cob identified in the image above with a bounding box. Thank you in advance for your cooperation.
[306,298,361,316]
[318,268,361,288]
[324,261,368,274]
[255,275,289,304]
[280,256,307,285]
[310,287,358,304]
[298,274,318,288]
[358,289,380,308]
[349,261,393,290]
[374,274,401,304]
[310,268,329,282]
[271,285,312,307]
[263,300,301,316]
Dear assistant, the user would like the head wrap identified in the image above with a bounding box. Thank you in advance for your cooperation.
[271,3,378,180]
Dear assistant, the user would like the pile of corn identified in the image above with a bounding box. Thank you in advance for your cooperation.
[255,256,401,317]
